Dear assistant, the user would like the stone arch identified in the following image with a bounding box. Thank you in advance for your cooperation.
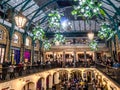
[22,82,35,90]
[53,71,59,85]
[83,69,94,82]
[70,70,82,80]
[11,31,22,47]
[0,24,9,44]
[25,36,32,47]
[36,77,44,90]
[59,70,69,82]
[46,74,53,89]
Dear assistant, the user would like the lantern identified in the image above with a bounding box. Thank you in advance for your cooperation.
[14,13,27,28]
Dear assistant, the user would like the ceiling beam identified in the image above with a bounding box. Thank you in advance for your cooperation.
[13,0,27,9]
[23,3,36,12]
[20,0,32,12]
[1,0,11,5]
[107,0,120,16]
[26,0,57,32]
[26,8,39,17]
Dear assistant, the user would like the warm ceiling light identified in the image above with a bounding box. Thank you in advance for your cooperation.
[14,12,27,28]
[88,32,94,40]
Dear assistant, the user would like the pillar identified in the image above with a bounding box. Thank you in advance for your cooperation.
[94,52,97,61]
[43,52,46,63]
[38,49,40,61]
[68,72,71,80]
[63,51,65,67]
[53,52,55,61]
[49,76,53,89]
[43,78,46,90]
[84,51,87,62]
[31,40,35,64]
[55,72,60,84]
[5,39,10,61]
[20,44,24,62]
[73,51,76,67]
[31,45,34,64]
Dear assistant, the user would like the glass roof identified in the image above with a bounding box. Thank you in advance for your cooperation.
[1,0,120,34]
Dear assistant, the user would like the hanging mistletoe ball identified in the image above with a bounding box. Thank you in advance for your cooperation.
[89,40,98,51]
[72,0,103,19]
[48,10,63,28]
[98,22,116,40]
[53,33,65,45]
[43,40,51,51]
[33,26,45,41]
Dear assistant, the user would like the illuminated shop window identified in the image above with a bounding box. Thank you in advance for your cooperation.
[26,38,29,46]
[0,30,4,40]
[13,34,18,43]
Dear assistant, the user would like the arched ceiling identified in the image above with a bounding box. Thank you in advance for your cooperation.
[0,0,120,38]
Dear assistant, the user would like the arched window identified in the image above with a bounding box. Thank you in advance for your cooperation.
[0,30,4,40]
[26,38,29,46]
[13,34,18,43]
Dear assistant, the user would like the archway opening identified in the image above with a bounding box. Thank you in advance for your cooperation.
[37,78,44,90]
[22,82,35,90]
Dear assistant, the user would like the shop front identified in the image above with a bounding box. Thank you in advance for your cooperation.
[24,49,31,63]
[10,47,20,64]
[0,45,6,63]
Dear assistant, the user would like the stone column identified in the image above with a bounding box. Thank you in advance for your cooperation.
[63,51,65,67]
[20,44,25,62]
[31,45,34,64]
[68,72,71,80]
[43,52,46,63]
[55,72,60,84]
[84,51,87,62]
[53,52,55,61]
[43,78,46,90]
[5,39,10,61]
[49,76,53,89]
[94,52,97,61]
[73,51,76,67]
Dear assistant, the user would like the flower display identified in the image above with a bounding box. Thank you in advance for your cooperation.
[89,40,98,51]
[33,26,45,41]
[53,33,65,45]
[71,0,104,19]
[43,40,51,50]
[98,22,116,40]
[48,10,63,28]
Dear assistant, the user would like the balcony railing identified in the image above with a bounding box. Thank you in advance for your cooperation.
[0,61,120,87]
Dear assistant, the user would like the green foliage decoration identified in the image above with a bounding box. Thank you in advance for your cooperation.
[72,0,104,19]
[48,10,63,28]
[43,40,51,51]
[98,22,116,40]
[89,40,98,51]
[33,26,45,41]
[53,33,65,44]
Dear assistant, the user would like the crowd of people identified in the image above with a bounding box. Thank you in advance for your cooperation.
[52,73,108,90]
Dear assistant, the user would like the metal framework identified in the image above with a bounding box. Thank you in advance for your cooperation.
[1,0,120,35]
